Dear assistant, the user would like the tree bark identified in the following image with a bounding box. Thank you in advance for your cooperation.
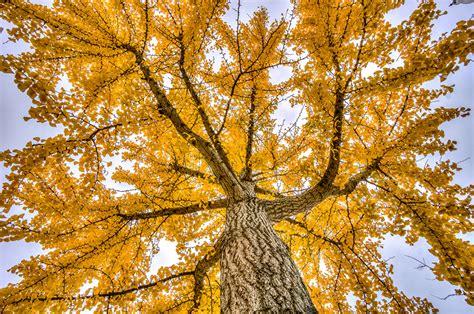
[220,198,317,313]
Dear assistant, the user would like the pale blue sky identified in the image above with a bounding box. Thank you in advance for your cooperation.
[0,0,473,312]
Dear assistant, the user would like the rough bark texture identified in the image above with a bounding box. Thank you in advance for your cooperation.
[220,198,318,313]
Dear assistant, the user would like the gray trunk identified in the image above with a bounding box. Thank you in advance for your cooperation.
[220,198,317,313]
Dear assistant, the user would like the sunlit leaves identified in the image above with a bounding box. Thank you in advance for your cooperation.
[0,0,473,312]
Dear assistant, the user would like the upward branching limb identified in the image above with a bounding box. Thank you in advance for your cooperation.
[267,71,348,223]
[160,162,284,197]
[264,159,381,223]
[121,44,246,200]
[242,86,257,181]
[316,91,345,188]
[177,36,237,185]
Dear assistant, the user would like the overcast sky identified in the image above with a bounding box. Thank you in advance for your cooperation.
[0,0,473,312]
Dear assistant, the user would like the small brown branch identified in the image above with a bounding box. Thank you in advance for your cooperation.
[118,199,228,220]
[162,163,217,183]
[5,271,194,306]
[405,255,434,271]
[284,218,341,246]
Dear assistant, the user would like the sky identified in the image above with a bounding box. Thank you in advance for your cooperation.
[0,0,473,312]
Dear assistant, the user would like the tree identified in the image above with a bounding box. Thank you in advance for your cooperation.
[0,0,472,312]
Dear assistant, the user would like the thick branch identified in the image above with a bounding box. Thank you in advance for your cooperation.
[263,159,380,223]
[317,91,345,187]
[178,40,214,138]
[165,162,279,197]
[334,159,381,196]
[178,39,235,177]
[267,89,347,223]
[118,199,228,220]
[261,186,337,223]
[160,163,276,198]
[242,86,257,181]
[123,44,245,199]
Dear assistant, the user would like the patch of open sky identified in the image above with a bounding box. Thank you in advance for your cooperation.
[382,1,473,189]
[381,235,472,313]
[269,64,292,85]
[206,49,225,73]
[360,50,404,79]
[384,1,418,27]
[318,257,328,274]
[146,37,159,56]
[162,73,173,90]
[78,280,99,314]
[431,2,474,39]
[63,156,82,180]
[0,75,63,151]
[102,152,137,193]
[457,231,474,242]
[0,16,69,149]
[0,71,64,242]
[147,239,180,278]
[346,292,357,309]
[79,279,99,295]
[57,73,73,93]
[418,63,473,187]
[0,1,53,54]
[0,25,31,55]
[360,62,380,79]
[271,95,306,130]
[0,201,56,287]
[0,239,43,287]
[30,0,52,6]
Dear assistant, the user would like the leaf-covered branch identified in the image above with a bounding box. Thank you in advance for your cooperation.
[118,198,228,220]
[122,44,246,200]
[264,159,381,222]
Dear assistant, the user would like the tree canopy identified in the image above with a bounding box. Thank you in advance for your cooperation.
[0,0,473,312]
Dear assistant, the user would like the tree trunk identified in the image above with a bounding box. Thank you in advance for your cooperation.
[220,198,317,313]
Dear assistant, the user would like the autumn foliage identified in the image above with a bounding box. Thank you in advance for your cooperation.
[0,0,473,312]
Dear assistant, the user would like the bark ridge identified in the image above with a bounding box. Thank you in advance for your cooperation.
[220,198,318,313]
